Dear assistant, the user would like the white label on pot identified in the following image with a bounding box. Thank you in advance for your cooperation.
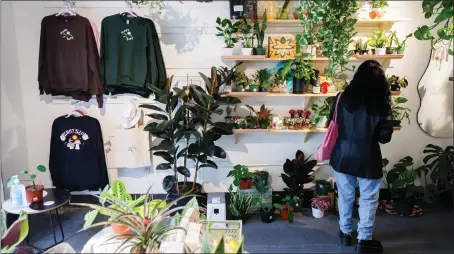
[233,5,243,12]
[269,216,272,219]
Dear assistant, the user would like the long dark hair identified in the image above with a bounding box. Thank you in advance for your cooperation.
[343,60,391,117]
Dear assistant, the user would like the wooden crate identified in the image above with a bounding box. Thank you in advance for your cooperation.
[238,187,272,214]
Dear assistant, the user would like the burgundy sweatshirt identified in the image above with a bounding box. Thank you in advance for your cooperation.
[38,14,104,108]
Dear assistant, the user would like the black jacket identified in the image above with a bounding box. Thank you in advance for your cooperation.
[49,115,109,191]
[329,93,393,179]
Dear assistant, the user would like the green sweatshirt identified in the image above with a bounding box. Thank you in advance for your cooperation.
[100,14,166,97]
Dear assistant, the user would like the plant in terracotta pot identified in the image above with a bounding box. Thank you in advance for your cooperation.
[253,68,271,92]
[215,17,240,55]
[274,195,299,223]
[387,75,408,92]
[368,30,388,55]
[311,197,330,218]
[253,10,268,56]
[370,0,388,19]
[239,17,254,56]
[19,165,47,203]
[391,96,411,127]
[228,164,255,189]
[234,71,248,92]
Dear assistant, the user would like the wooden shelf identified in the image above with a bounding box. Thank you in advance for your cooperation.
[230,18,410,26]
[232,126,401,144]
[225,91,401,97]
[221,55,404,62]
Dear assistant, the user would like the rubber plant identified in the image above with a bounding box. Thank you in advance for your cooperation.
[414,0,454,55]
[281,154,317,198]
[184,67,242,190]
[317,0,358,86]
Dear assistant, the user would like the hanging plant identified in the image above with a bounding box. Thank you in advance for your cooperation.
[413,0,454,55]
[317,0,359,85]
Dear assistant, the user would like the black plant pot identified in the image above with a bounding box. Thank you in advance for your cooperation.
[390,84,400,91]
[360,50,368,55]
[259,87,268,92]
[354,49,360,55]
[395,202,413,216]
[389,120,401,127]
[293,77,308,94]
[315,180,331,196]
[260,207,276,223]
[233,214,249,223]
[225,116,233,124]
[310,77,318,88]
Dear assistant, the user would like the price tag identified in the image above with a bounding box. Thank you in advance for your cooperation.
[233,5,243,12]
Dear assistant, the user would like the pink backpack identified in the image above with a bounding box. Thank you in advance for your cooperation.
[315,93,342,161]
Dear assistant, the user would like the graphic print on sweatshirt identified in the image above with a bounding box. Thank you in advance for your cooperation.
[121,29,134,41]
[60,29,74,40]
[60,129,89,150]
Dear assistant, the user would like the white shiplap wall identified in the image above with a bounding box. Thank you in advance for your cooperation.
[1,1,452,195]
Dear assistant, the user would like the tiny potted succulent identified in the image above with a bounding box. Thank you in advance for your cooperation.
[215,17,240,55]
[20,165,47,203]
[274,195,299,223]
[311,197,330,218]
[296,118,304,129]
[234,71,248,92]
[254,10,268,56]
[228,164,255,190]
[368,30,388,55]
[370,0,388,19]
[387,75,409,92]
[289,109,296,118]
[253,69,271,92]
[239,17,254,56]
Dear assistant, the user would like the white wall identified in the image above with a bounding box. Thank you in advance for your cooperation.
[1,1,452,196]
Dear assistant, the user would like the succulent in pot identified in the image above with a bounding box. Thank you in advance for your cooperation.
[239,17,254,56]
[253,10,268,55]
[14,165,47,203]
[228,164,255,190]
[311,197,331,218]
[216,17,240,55]
[368,30,388,55]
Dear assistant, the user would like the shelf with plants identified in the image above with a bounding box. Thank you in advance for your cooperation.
[224,91,402,97]
[220,54,404,62]
[229,18,410,26]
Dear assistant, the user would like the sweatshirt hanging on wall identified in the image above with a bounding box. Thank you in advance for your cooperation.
[100,14,167,97]
[38,14,104,108]
[48,114,109,191]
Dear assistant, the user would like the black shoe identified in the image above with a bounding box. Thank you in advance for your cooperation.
[356,239,383,253]
[339,230,353,246]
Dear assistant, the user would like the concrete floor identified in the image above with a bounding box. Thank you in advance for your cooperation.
[18,205,454,253]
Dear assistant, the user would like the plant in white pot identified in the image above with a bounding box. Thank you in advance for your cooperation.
[239,18,254,56]
[216,17,240,56]
[311,197,330,218]
[368,30,388,55]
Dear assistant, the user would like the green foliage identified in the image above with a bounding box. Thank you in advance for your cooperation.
[253,170,269,193]
[293,60,316,80]
[227,164,254,187]
[371,0,388,9]
[253,69,271,88]
[281,155,316,197]
[355,39,368,50]
[421,144,454,192]
[317,0,358,80]
[388,31,412,49]
[367,30,388,48]
[387,75,409,88]
[234,71,249,89]
[239,18,253,48]
[391,97,411,124]
[274,195,299,223]
[296,0,322,46]
[414,0,453,55]
[311,97,334,126]
[215,18,240,48]
[253,10,268,48]
[1,210,29,253]
[12,165,47,189]
[228,184,259,218]
[217,62,243,87]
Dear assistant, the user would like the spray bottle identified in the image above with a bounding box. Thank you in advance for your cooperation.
[8,175,26,208]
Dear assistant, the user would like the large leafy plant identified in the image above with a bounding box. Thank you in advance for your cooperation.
[281,153,316,198]
[391,97,411,124]
[420,144,454,192]
[253,10,268,49]
[252,69,271,88]
[239,18,254,48]
[215,18,240,48]
[414,0,453,55]
[217,62,243,87]
[311,97,335,126]
[318,0,358,82]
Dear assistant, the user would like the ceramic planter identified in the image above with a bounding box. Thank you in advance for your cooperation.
[397,47,405,54]
[25,184,44,203]
[249,85,259,92]
[360,50,369,55]
[301,45,315,57]
[312,207,324,218]
[239,178,252,189]
[260,207,276,223]
[313,86,321,94]
[260,123,268,129]
[293,77,308,94]
[375,48,386,55]
[236,87,246,92]
[112,223,133,239]
[241,48,253,56]
[386,47,396,54]
[222,47,234,56]
[255,47,267,56]
[315,116,328,128]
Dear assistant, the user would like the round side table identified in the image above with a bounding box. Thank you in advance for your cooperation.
[2,188,71,251]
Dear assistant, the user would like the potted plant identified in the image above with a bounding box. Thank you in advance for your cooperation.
[281,154,317,211]
[274,195,299,223]
[370,0,388,19]
[269,72,285,93]
[239,17,254,56]
[289,109,296,118]
[228,164,255,190]
[246,104,273,129]
[311,197,331,218]
[78,186,197,253]
[246,115,258,129]
[387,75,408,92]
[390,31,412,55]
[368,30,388,55]
[253,10,268,56]
[248,82,259,92]
[259,203,275,223]
[17,165,47,203]
[295,118,303,129]
[276,0,290,20]
[228,184,259,222]
[254,170,270,186]
[354,39,368,55]
[292,60,316,94]
[234,71,248,92]
[217,63,243,93]
[311,97,334,128]
[296,0,320,57]
[215,17,240,55]
[234,117,246,129]
[391,96,411,127]
[253,68,271,92]
[420,144,454,196]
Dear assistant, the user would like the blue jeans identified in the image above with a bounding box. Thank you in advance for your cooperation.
[335,171,381,240]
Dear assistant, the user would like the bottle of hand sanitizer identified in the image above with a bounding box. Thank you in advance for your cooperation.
[9,175,26,208]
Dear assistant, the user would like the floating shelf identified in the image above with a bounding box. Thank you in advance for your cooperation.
[221,55,404,62]
[230,18,410,26]
[224,91,401,97]
[232,126,401,144]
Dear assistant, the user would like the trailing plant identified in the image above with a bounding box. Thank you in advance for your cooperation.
[217,62,243,87]
[368,30,388,48]
[253,10,267,49]
[391,97,411,124]
[420,144,454,192]
[1,210,29,253]
[387,75,408,88]
[10,165,47,190]
[371,0,388,9]
[318,0,358,82]
[414,0,454,55]
[228,184,259,219]
[239,17,254,48]
[311,97,335,126]
[311,197,330,211]
[215,17,240,48]
[281,153,316,198]
[253,68,271,88]
[227,164,254,187]
[77,187,198,253]
[274,195,299,223]
[296,0,321,46]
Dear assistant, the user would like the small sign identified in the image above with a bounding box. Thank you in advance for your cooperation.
[268,36,297,59]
